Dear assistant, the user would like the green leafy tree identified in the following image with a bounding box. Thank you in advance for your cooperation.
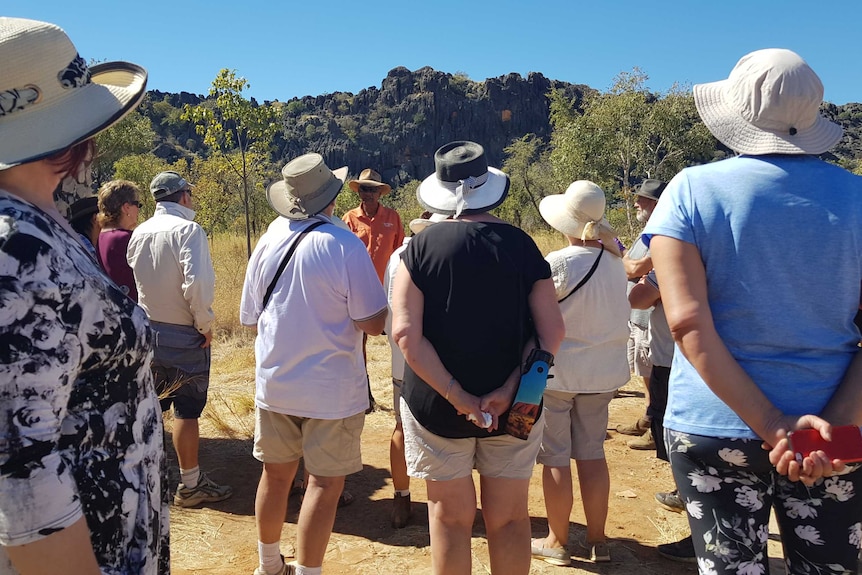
[93,110,157,187]
[182,69,281,258]
[498,134,556,231]
[549,69,715,238]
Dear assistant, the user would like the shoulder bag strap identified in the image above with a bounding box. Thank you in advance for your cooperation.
[558,244,604,303]
[261,220,326,310]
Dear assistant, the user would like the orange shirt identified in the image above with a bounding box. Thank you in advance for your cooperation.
[343,204,405,283]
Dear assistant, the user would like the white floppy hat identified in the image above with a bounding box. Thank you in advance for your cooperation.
[267,153,348,220]
[0,18,148,170]
[417,141,509,217]
[539,180,621,257]
[693,48,842,155]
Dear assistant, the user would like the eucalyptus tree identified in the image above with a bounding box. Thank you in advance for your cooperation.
[183,69,280,258]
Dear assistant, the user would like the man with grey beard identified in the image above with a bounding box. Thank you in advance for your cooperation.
[615,179,666,450]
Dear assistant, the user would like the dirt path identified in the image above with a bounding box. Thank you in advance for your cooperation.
[166,336,787,574]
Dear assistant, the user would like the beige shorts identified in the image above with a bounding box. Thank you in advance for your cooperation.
[253,408,364,477]
[627,322,652,377]
[400,397,542,481]
[537,390,613,464]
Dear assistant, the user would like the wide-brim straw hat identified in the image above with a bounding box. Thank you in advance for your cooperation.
[693,48,842,156]
[417,141,509,217]
[348,168,391,195]
[540,180,621,257]
[0,18,148,170]
[267,153,348,220]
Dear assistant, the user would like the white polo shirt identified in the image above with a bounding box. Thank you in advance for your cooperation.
[240,215,387,419]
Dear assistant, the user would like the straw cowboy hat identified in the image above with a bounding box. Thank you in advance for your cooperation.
[267,153,348,220]
[539,180,621,257]
[417,141,509,217]
[693,48,842,155]
[0,17,148,170]
[348,168,391,195]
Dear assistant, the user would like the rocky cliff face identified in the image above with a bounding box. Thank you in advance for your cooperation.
[274,67,591,186]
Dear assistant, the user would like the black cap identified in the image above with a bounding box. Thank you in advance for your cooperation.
[69,196,98,224]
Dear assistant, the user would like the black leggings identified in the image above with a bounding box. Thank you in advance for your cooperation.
[666,429,862,574]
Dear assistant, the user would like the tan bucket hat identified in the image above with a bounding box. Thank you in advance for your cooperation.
[267,153,348,220]
[539,180,621,257]
[0,18,147,170]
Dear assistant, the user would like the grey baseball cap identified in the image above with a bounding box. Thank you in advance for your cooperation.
[150,171,193,200]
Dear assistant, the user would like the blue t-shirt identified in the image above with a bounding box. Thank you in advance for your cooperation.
[644,155,862,438]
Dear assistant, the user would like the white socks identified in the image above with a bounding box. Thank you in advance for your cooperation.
[295,566,321,575]
[180,466,200,488]
[257,541,282,574]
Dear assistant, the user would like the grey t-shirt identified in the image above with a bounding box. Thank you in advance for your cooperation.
[645,270,673,367]
[627,235,652,328]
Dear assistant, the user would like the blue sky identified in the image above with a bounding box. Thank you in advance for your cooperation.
[10,1,862,105]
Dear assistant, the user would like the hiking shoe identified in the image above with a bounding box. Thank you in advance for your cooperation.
[615,416,651,436]
[530,538,570,566]
[627,429,656,450]
[590,541,611,563]
[655,489,685,513]
[391,492,412,529]
[174,472,233,507]
[657,535,696,563]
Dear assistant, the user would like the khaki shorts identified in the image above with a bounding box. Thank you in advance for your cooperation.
[253,408,364,477]
[400,397,542,481]
[627,322,652,377]
[537,390,613,464]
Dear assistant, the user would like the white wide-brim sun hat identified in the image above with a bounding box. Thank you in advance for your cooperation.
[693,48,842,156]
[417,141,510,217]
[0,18,148,170]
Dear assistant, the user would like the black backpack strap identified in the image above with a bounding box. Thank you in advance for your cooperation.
[261,220,326,310]
[558,244,604,303]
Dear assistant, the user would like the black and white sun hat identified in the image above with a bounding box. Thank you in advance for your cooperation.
[0,17,148,170]
[417,141,510,217]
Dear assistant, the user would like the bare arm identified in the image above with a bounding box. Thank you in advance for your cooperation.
[7,517,100,575]
[354,307,387,336]
[623,253,652,280]
[629,276,660,310]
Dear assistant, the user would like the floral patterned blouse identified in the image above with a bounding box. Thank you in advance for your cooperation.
[0,191,169,574]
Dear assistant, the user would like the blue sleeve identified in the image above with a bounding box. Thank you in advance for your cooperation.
[642,170,696,248]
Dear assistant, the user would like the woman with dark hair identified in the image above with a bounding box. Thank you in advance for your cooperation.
[97,179,143,300]
[0,18,168,575]
[392,141,564,575]
[68,195,100,256]
[646,49,862,573]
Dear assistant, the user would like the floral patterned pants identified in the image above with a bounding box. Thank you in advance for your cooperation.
[666,429,862,575]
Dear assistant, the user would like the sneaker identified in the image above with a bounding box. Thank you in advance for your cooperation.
[655,489,685,513]
[530,538,570,566]
[657,535,696,563]
[590,541,611,563]
[252,560,295,575]
[615,416,651,436]
[174,471,233,507]
[391,492,412,529]
[627,429,656,450]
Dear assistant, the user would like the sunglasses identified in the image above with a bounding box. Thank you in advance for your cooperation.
[129,200,142,208]
[359,185,380,194]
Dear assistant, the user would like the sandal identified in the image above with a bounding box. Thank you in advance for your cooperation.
[590,541,611,563]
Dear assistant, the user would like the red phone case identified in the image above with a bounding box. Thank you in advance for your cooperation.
[788,425,862,463]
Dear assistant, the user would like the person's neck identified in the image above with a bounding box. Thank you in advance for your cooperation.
[361,202,379,217]
[457,212,503,224]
